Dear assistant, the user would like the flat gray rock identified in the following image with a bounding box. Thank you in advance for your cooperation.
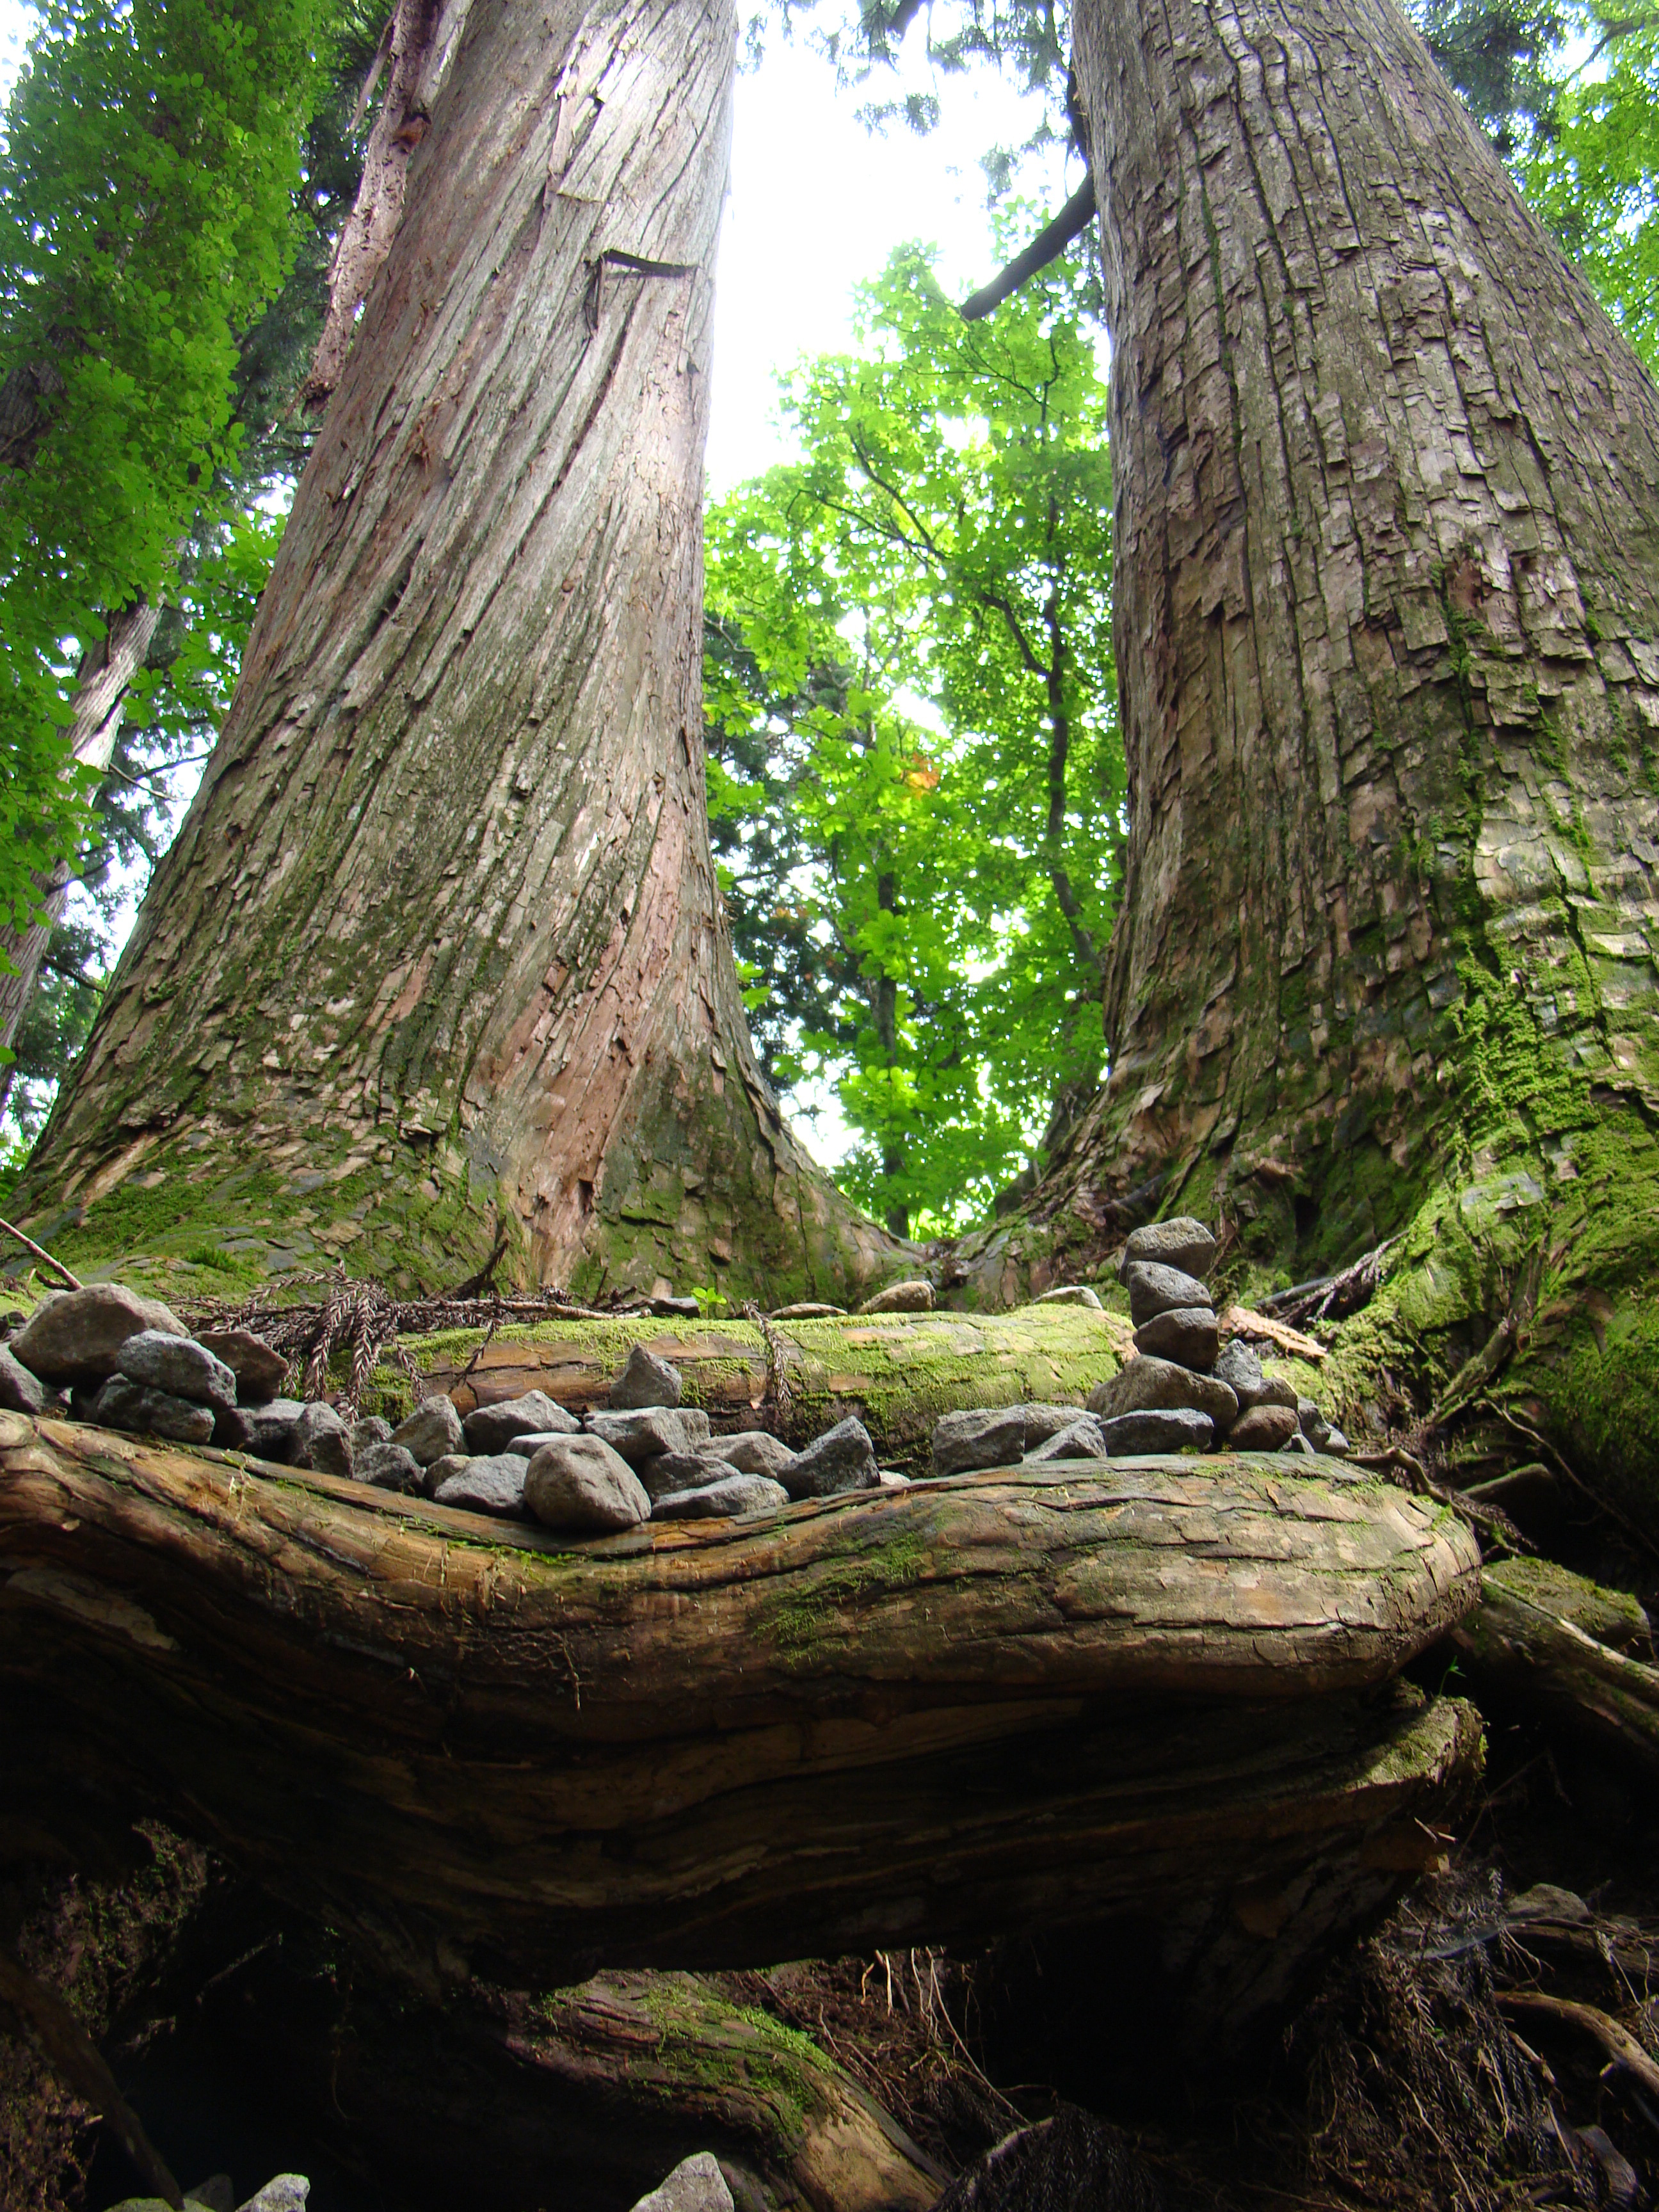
[586,1406,711,1465]
[858,1278,934,1313]
[1119,1217,1218,1280]
[1214,1338,1269,1408]
[1021,1402,1093,1447]
[355,1440,423,1493]
[1228,1402,1300,1452]
[1297,1397,1333,1450]
[1089,1355,1238,1431]
[608,1343,683,1409]
[349,1415,392,1452]
[433,1453,529,1517]
[1327,1427,1351,1456]
[90,1375,216,1445]
[462,1390,579,1453]
[638,1448,725,1503]
[1035,1284,1103,1308]
[1132,1306,1220,1371]
[1123,1260,1214,1329]
[652,1472,790,1520]
[240,1398,307,1461]
[1025,1416,1108,1462]
[1098,1405,1214,1455]
[237,2181,310,2212]
[116,1329,237,1411]
[933,1404,1026,1478]
[650,1295,703,1318]
[196,1328,288,1405]
[785,1416,879,1498]
[13,1282,186,1384]
[212,1404,253,1450]
[0,1343,47,1415]
[524,1434,651,1532]
[422,1452,472,1494]
[769,1302,846,1320]
[503,1427,595,1459]
[293,1401,353,1479]
[1283,1431,1317,1455]
[391,1394,465,1466]
[705,1429,798,1480]
[184,2178,234,2212]
[629,2152,733,2212]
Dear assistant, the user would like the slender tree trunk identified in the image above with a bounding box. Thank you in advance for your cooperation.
[0,598,161,1107]
[9,0,889,1308]
[962,0,1659,1510]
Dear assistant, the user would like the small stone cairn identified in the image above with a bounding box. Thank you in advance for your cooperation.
[929,1217,1348,1479]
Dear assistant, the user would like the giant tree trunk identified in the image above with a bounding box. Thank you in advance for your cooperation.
[6,0,888,1311]
[0,1410,1481,2004]
[958,0,1659,1512]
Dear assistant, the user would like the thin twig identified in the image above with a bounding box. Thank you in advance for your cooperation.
[1499,1991,1659,2103]
[0,1216,82,1291]
[1482,1403,1659,1567]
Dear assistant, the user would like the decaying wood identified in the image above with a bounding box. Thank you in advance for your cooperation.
[1452,1559,1659,1782]
[0,1411,1480,1996]
[1498,1992,1659,2105]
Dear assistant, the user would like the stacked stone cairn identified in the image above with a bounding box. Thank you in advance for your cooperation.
[0,1283,896,1543]
[929,1217,1348,1478]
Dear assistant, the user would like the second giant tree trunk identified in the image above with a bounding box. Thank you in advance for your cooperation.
[963,0,1659,1511]
[7,0,890,1310]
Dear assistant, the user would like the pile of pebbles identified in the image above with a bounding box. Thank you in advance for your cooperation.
[929,1217,1347,1476]
[0,1284,894,1540]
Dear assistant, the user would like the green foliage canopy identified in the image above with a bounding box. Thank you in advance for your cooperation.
[705,236,1119,1236]
[0,0,332,942]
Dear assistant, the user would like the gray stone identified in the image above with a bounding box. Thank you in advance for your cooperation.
[858,1278,934,1314]
[433,1453,529,1518]
[1089,1356,1238,1432]
[13,1282,187,1384]
[185,2179,234,2212]
[461,1390,580,1453]
[116,1330,237,1411]
[390,1393,465,1466]
[638,1448,725,1503]
[877,1469,911,1488]
[237,2181,310,2212]
[504,1428,595,1459]
[1257,1372,1300,1411]
[423,1452,472,1494]
[1214,1338,1268,1408]
[1327,1427,1351,1456]
[0,1343,46,1415]
[293,1402,353,1479]
[349,1415,392,1454]
[1035,1284,1103,1308]
[629,2152,733,2212]
[1118,1217,1218,1281]
[524,1434,652,1532]
[1228,1402,1300,1452]
[1283,1431,1318,1456]
[240,1398,307,1462]
[705,1429,798,1480]
[355,1440,423,1493]
[784,1416,879,1498]
[196,1329,288,1404]
[1021,1402,1093,1447]
[1297,1397,1333,1451]
[608,1344,683,1409]
[90,1375,216,1445]
[650,1295,703,1318]
[652,1472,790,1520]
[933,1404,1027,1479]
[769,1302,846,1319]
[1098,1405,1214,1455]
[1132,1306,1220,1371]
[1024,1416,1108,1462]
[213,1404,254,1450]
[1123,1261,1214,1329]
[586,1406,711,1465]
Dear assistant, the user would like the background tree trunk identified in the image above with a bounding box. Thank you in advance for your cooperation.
[959,0,1659,1511]
[8,0,889,1311]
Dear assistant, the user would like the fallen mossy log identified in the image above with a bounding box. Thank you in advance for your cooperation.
[0,1411,1482,1997]
[374,1305,1136,1459]
[1452,1557,1659,1783]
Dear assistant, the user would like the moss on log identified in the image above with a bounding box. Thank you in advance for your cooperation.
[377,1303,1137,1461]
[0,1409,1481,1996]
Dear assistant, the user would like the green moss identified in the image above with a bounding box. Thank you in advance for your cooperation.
[765,1527,929,1655]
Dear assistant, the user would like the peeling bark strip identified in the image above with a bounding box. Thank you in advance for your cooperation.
[0,1411,1480,1989]
[1036,0,1659,1260]
[16,0,888,1306]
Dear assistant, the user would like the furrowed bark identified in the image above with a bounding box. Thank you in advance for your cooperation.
[958,0,1659,1514]
[0,1411,1480,1995]
[10,0,890,1311]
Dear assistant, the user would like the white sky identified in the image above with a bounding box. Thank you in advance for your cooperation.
[0,5,1077,1170]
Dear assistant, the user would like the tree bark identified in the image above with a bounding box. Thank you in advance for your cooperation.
[0,598,162,1100]
[0,1409,1480,1996]
[961,0,1659,1511]
[8,0,889,1311]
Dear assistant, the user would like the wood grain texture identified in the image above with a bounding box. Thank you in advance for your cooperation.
[0,1411,1480,1988]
